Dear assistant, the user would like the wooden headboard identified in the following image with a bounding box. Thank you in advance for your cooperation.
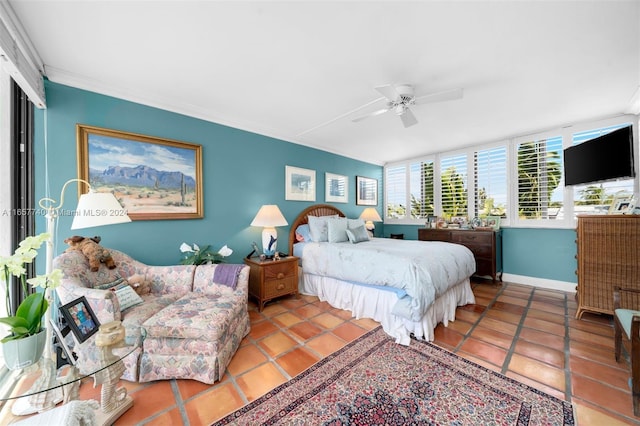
[288,204,346,255]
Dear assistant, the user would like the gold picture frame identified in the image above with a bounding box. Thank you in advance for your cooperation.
[77,124,203,221]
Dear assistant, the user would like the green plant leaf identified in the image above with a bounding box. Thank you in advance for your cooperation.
[0,293,47,338]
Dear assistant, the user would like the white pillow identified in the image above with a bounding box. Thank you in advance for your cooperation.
[308,215,338,242]
[346,225,370,244]
[327,218,349,243]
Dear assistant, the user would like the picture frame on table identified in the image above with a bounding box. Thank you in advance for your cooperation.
[485,216,501,231]
[450,216,468,228]
[285,166,316,201]
[59,296,100,344]
[49,318,77,368]
[77,124,203,221]
[325,172,348,203]
[609,194,635,214]
[356,176,377,206]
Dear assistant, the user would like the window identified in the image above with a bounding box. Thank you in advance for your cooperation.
[385,159,435,221]
[440,153,468,219]
[410,160,434,219]
[571,123,634,216]
[0,68,9,319]
[385,164,407,219]
[474,146,508,218]
[516,136,563,221]
[385,115,637,228]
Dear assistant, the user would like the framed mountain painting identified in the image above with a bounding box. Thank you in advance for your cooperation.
[76,124,203,220]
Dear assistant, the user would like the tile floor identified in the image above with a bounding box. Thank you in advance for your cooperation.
[1,279,639,425]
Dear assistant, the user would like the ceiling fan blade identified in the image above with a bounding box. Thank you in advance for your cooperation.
[400,109,418,128]
[352,107,390,122]
[375,84,400,101]
[414,88,463,105]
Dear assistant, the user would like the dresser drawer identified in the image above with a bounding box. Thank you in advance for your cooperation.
[418,229,450,242]
[450,231,493,245]
[264,262,296,281]
[264,276,297,299]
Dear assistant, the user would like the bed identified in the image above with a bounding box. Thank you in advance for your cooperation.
[288,204,476,345]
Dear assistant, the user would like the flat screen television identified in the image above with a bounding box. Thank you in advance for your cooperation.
[563,125,635,186]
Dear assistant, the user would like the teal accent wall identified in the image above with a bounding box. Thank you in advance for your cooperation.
[383,224,577,283]
[34,81,578,283]
[502,227,577,283]
[35,81,382,265]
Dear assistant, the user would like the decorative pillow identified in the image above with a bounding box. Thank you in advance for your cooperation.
[346,225,370,244]
[95,277,143,311]
[94,276,127,290]
[307,215,338,242]
[111,283,144,311]
[327,218,349,243]
[295,224,313,242]
[348,218,366,229]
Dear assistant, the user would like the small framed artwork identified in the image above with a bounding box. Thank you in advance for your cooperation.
[77,124,203,221]
[59,296,100,344]
[426,215,437,228]
[325,173,348,203]
[285,166,316,201]
[356,176,378,206]
[49,318,77,368]
[485,216,501,231]
[450,216,468,228]
[609,194,634,214]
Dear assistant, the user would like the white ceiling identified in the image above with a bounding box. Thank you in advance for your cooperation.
[9,1,640,165]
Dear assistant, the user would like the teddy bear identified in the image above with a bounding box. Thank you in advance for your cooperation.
[64,235,116,272]
[126,273,151,296]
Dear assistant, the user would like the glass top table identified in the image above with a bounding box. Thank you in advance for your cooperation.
[0,325,141,424]
[0,340,140,402]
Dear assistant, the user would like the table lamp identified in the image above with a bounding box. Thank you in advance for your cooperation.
[359,208,382,237]
[250,205,288,256]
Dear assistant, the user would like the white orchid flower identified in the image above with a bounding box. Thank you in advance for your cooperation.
[26,268,62,290]
[193,243,200,252]
[217,245,233,257]
[179,243,194,253]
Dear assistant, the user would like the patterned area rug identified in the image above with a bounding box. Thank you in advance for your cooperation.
[215,327,575,425]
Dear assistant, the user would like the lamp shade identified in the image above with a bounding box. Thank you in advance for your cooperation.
[359,208,382,223]
[250,205,288,227]
[251,205,288,256]
[71,192,132,229]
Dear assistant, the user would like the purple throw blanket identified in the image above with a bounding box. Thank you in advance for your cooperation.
[213,264,244,289]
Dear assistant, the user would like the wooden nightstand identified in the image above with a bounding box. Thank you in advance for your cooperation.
[244,256,299,311]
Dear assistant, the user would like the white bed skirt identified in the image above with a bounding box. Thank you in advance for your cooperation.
[299,268,475,345]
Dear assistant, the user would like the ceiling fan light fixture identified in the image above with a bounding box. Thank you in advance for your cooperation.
[352,83,463,126]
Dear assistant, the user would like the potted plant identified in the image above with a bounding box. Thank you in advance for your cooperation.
[179,242,233,265]
[0,233,61,370]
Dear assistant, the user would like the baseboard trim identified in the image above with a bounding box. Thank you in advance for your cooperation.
[501,273,576,293]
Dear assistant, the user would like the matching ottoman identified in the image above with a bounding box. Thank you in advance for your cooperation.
[138,291,250,384]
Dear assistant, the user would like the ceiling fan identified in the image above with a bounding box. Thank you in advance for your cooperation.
[352,84,463,128]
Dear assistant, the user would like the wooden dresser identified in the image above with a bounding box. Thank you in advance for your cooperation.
[418,228,502,281]
[575,215,640,319]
